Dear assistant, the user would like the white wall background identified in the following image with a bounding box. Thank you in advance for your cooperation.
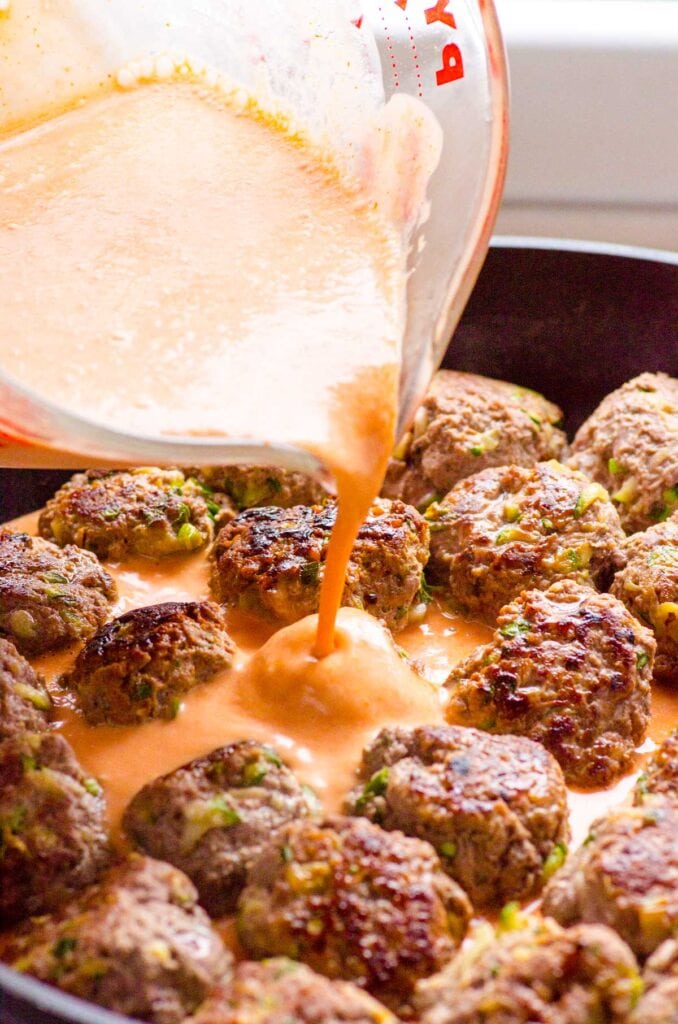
[493,0,678,251]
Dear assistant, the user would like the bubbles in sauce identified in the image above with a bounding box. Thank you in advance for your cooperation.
[25,534,483,837]
[1,59,676,964]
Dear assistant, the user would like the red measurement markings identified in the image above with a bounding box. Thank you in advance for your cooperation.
[379,4,401,88]
[401,7,424,96]
[393,0,465,86]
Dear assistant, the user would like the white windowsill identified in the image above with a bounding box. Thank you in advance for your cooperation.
[492,0,678,250]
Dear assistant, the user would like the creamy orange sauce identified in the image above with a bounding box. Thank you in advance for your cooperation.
[25,529,480,838]
[11,509,678,858]
[2,68,678,967]
[0,75,404,651]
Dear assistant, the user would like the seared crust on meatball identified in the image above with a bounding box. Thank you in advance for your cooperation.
[64,601,235,725]
[189,466,329,512]
[8,854,232,1024]
[345,725,569,909]
[190,959,399,1024]
[414,916,641,1024]
[211,499,429,632]
[39,468,215,560]
[237,815,471,1010]
[611,514,678,685]
[0,732,110,926]
[383,371,567,510]
[636,731,678,802]
[425,461,625,622]
[123,740,318,916]
[569,372,678,534]
[0,638,51,740]
[445,581,654,786]
[0,530,116,656]
[542,799,678,959]
[631,940,678,1024]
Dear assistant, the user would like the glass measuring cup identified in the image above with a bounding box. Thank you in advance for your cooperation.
[0,0,508,472]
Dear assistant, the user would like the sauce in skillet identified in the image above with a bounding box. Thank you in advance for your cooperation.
[11,511,678,862]
[2,65,677,967]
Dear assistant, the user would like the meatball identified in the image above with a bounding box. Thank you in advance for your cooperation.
[8,854,232,1024]
[189,959,398,1024]
[414,915,641,1024]
[383,370,567,510]
[211,499,430,632]
[542,799,678,959]
[345,725,569,908]
[237,815,471,1010]
[569,372,678,534]
[39,468,215,560]
[631,939,678,1024]
[445,580,654,786]
[425,460,625,622]
[123,740,318,916]
[188,465,329,512]
[611,513,678,685]
[0,638,51,740]
[64,601,235,725]
[0,731,110,926]
[0,530,116,656]
[635,730,678,803]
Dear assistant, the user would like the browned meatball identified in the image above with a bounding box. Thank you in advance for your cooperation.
[237,815,471,1011]
[64,601,235,725]
[0,638,51,740]
[0,732,110,926]
[445,581,654,786]
[569,372,678,534]
[39,468,215,560]
[189,959,399,1024]
[124,740,318,916]
[211,499,430,632]
[188,465,329,512]
[542,799,678,959]
[631,939,678,1024]
[345,725,569,909]
[8,854,232,1024]
[425,460,625,622]
[0,530,116,656]
[635,730,678,803]
[383,371,567,510]
[414,915,641,1024]
[611,513,678,685]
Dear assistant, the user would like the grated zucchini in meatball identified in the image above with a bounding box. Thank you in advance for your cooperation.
[64,600,235,725]
[569,372,678,534]
[345,725,569,909]
[0,638,51,741]
[611,513,678,685]
[188,466,329,512]
[211,499,430,632]
[124,740,318,916]
[425,460,625,623]
[542,798,678,959]
[189,959,399,1024]
[8,854,232,1024]
[414,915,641,1024]
[445,580,653,786]
[237,815,471,1011]
[0,530,116,656]
[636,730,678,803]
[0,732,110,926]
[631,939,678,1024]
[383,370,567,511]
[39,468,215,560]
